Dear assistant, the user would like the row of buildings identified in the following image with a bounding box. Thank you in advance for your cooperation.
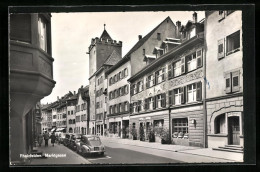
[41,11,243,150]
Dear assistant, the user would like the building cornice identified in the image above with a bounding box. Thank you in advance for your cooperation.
[205,92,243,102]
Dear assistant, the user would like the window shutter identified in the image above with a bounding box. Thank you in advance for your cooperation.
[181,87,186,104]
[127,102,130,112]
[141,80,144,91]
[218,39,225,59]
[232,71,240,92]
[196,49,202,68]
[196,82,202,101]
[136,82,140,93]
[144,99,148,110]
[225,72,232,93]
[130,103,133,114]
[162,93,166,107]
[153,96,157,109]
[146,77,149,88]
[168,64,172,79]
[138,100,141,112]
[153,74,156,86]
[168,91,172,105]
[181,57,185,74]
[122,86,125,95]
[130,85,133,96]
[117,104,120,114]
[162,67,166,81]
[126,85,129,94]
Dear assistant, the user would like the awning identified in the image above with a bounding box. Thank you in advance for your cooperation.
[56,128,65,132]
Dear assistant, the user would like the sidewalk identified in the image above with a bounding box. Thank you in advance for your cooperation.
[30,140,91,165]
[100,136,243,162]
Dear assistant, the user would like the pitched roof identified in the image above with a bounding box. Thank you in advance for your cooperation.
[103,50,121,66]
[100,29,112,40]
[124,16,174,58]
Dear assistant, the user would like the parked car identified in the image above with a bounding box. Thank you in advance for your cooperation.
[69,134,82,150]
[59,133,66,144]
[63,133,73,147]
[76,135,105,156]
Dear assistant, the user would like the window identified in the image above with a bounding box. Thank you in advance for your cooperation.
[124,85,129,94]
[155,67,166,84]
[114,90,117,98]
[133,102,138,113]
[190,27,196,38]
[148,97,154,110]
[10,14,31,43]
[225,70,240,93]
[119,72,122,80]
[137,80,144,93]
[172,118,188,134]
[131,84,137,95]
[109,77,113,85]
[109,106,113,115]
[187,53,197,72]
[157,33,161,40]
[173,60,182,77]
[215,114,225,134]
[97,79,100,85]
[71,110,73,115]
[124,68,128,77]
[154,119,164,127]
[114,104,118,114]
[38,16,48,52]
[68,111,70,115]
[124,102,129,112]
[114,74,117,82]
[226,31,240,55]
[187,84,196,102]
[143,49,145,56]
[218,11,225,21]
[119,103,122,113]
[174,88,182,105]
[146,74,154,88]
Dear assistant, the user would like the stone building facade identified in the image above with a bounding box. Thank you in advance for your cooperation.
[66,93,77,133]
[9,13,55,164]
[128,13,206,147]
[87,27,122,135]
[106,58,131,138]
[205,11,243,148]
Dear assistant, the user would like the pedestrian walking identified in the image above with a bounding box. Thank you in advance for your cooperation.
[38,133,43,147]
[43,131,49,147]
[50,132,56,147]
[57,133,61,145]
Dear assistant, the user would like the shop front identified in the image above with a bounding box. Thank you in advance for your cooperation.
[129,110,169,142]
[171,105,204,147]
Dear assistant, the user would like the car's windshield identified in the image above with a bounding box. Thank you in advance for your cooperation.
[87,136,101,146]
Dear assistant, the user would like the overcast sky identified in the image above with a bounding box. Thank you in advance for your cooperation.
[41,11,205,104]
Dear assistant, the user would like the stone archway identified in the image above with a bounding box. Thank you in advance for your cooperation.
[209,105,243,134]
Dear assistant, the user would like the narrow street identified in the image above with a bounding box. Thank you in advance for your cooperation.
[30,137,242,165]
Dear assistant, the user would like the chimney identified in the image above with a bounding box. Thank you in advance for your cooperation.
[81,85,83,88]
[57,96,59,101]
[74,91,76,95]
[176,21,182,38]
[138,35,142,40]
[193,12,197,23]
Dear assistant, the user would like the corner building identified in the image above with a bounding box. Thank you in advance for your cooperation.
[205,11,243,148]
[128,13,206,147]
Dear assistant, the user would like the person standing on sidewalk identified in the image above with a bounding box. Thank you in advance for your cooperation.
[50,132,56,147]
[38,133,43,147]
[44,131,49,147]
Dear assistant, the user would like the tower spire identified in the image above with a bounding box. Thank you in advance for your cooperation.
[104,23,106,30]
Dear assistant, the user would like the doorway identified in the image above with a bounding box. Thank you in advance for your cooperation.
[228,116,240,145]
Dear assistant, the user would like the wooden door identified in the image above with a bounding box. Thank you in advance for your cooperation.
[228,116,240,145]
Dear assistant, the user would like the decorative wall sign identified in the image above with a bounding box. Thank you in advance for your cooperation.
[169,69,203,87]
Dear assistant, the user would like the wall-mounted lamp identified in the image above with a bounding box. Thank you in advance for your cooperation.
[191,119,196,124]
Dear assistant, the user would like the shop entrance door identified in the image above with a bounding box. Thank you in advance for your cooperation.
[228,116,240,145]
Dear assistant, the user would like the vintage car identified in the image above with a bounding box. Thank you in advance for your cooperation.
[76,135,105,156]
[63,133,73,146]
[68,134,82,150]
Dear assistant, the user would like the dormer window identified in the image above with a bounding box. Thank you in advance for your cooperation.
[157,33,161,40]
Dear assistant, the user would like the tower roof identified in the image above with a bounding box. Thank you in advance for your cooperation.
[100,29,112,40]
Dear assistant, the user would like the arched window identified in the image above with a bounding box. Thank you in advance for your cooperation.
[215,114,226,134]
